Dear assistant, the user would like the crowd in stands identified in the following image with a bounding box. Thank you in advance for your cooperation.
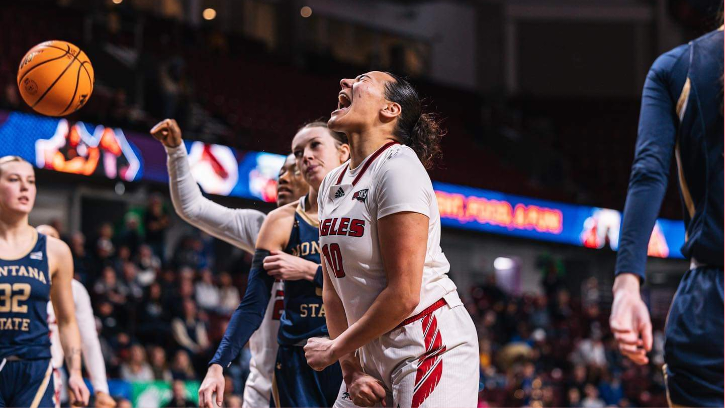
[470,269,668,408]
[43,192,670,407]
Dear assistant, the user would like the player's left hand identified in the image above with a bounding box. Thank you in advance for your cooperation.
[94,391,117,408]
[67,373,91,406]
[304,337,338,371]
[264,250,318,281]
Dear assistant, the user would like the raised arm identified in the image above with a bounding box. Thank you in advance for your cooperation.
[151,119,265,253]
[49,238,90,407]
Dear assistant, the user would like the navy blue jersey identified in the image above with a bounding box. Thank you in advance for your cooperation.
[616,29,724,279]
[210,199,326,368]
[0,232,52,360]
[277,203,327,345]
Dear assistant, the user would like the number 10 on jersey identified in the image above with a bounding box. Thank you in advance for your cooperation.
[321,244,345,278]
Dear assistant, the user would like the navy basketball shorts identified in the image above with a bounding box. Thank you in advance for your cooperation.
[0,358,55,408]
[663,266,724,407]
[272,344,342,408]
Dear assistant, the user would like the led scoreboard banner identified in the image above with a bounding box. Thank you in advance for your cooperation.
[0,110,686,258]
[0,110,284,204]
[434,182,685,259]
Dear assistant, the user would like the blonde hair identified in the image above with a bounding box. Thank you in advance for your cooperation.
[0,156,29,177]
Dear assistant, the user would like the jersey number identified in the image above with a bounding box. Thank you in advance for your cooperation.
[0,283,31,313]
[321,244,345,278]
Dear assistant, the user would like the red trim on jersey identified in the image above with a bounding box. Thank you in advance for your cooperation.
[335,141,399,186]
[395,298,447,330]
[335,165,346,185]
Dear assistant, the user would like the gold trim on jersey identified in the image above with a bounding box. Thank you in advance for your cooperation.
[674,78,696,222]
[271,371,281,408]
[0,229,38,261]
[676,78,690,121]
[29,360,53,408]
[296,201,320,228]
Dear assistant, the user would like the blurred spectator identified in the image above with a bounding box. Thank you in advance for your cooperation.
[581,384,606,408]
[118,213,142,256]
[138,282,171,345]
[573,335,607,368]
[567,387,582,408]
[172,299,210,356]
[598,371,624,406]
[144,194,170,260]
[120,261,144,300]
[97,301,123,343]
[172,237,203,270]
[159,56,192,122]
[69,231,92,284]
[218,272,240,315]
[120,344,154,382]
[136,244,161,286]
[93,266,126,306]
[149,346,173,382]
[112,246,132,276]
[170,350,197,381]
[568,364,589,394]
[94,237,115,273]
[195,269,220,312]
[164,380,195,408]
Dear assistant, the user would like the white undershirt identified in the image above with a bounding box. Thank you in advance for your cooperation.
[165,144,265,252]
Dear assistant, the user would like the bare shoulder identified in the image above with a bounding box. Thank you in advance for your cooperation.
[256,201,298,250]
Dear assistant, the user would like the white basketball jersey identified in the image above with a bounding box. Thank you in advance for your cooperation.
[318,142,456,325]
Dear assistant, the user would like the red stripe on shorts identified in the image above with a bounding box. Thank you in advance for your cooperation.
[411,313,446,407]
[395,298,447,330]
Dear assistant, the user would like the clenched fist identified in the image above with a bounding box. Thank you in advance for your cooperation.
[150,119,182,148]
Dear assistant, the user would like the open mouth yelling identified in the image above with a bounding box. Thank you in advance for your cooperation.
[332,91,352,116]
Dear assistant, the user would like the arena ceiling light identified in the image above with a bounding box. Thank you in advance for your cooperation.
[300,6,312,18]
[203,8,217,20]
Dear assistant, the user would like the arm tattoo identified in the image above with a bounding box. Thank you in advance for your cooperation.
[66,347,82,371]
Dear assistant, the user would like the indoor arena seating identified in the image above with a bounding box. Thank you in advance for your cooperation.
[1,1,646,210]
[515,99,682,219]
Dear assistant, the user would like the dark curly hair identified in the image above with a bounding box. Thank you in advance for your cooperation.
[383,73,445,169]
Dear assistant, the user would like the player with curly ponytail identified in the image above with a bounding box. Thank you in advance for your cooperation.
[304,72,478,408]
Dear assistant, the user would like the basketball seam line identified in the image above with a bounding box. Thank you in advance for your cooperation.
[58,59,83,116]
[17,45,71,86]
[38,43,93,82]
[30,53,78,110]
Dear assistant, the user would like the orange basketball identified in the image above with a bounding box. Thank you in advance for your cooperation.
[17,40,94,117]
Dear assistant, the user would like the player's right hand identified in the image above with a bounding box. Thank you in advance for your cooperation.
[150,119,182,148]
[348,372,387,407]
[610,273,653,365]
[198,364,225,408]
[68,373,91,406]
